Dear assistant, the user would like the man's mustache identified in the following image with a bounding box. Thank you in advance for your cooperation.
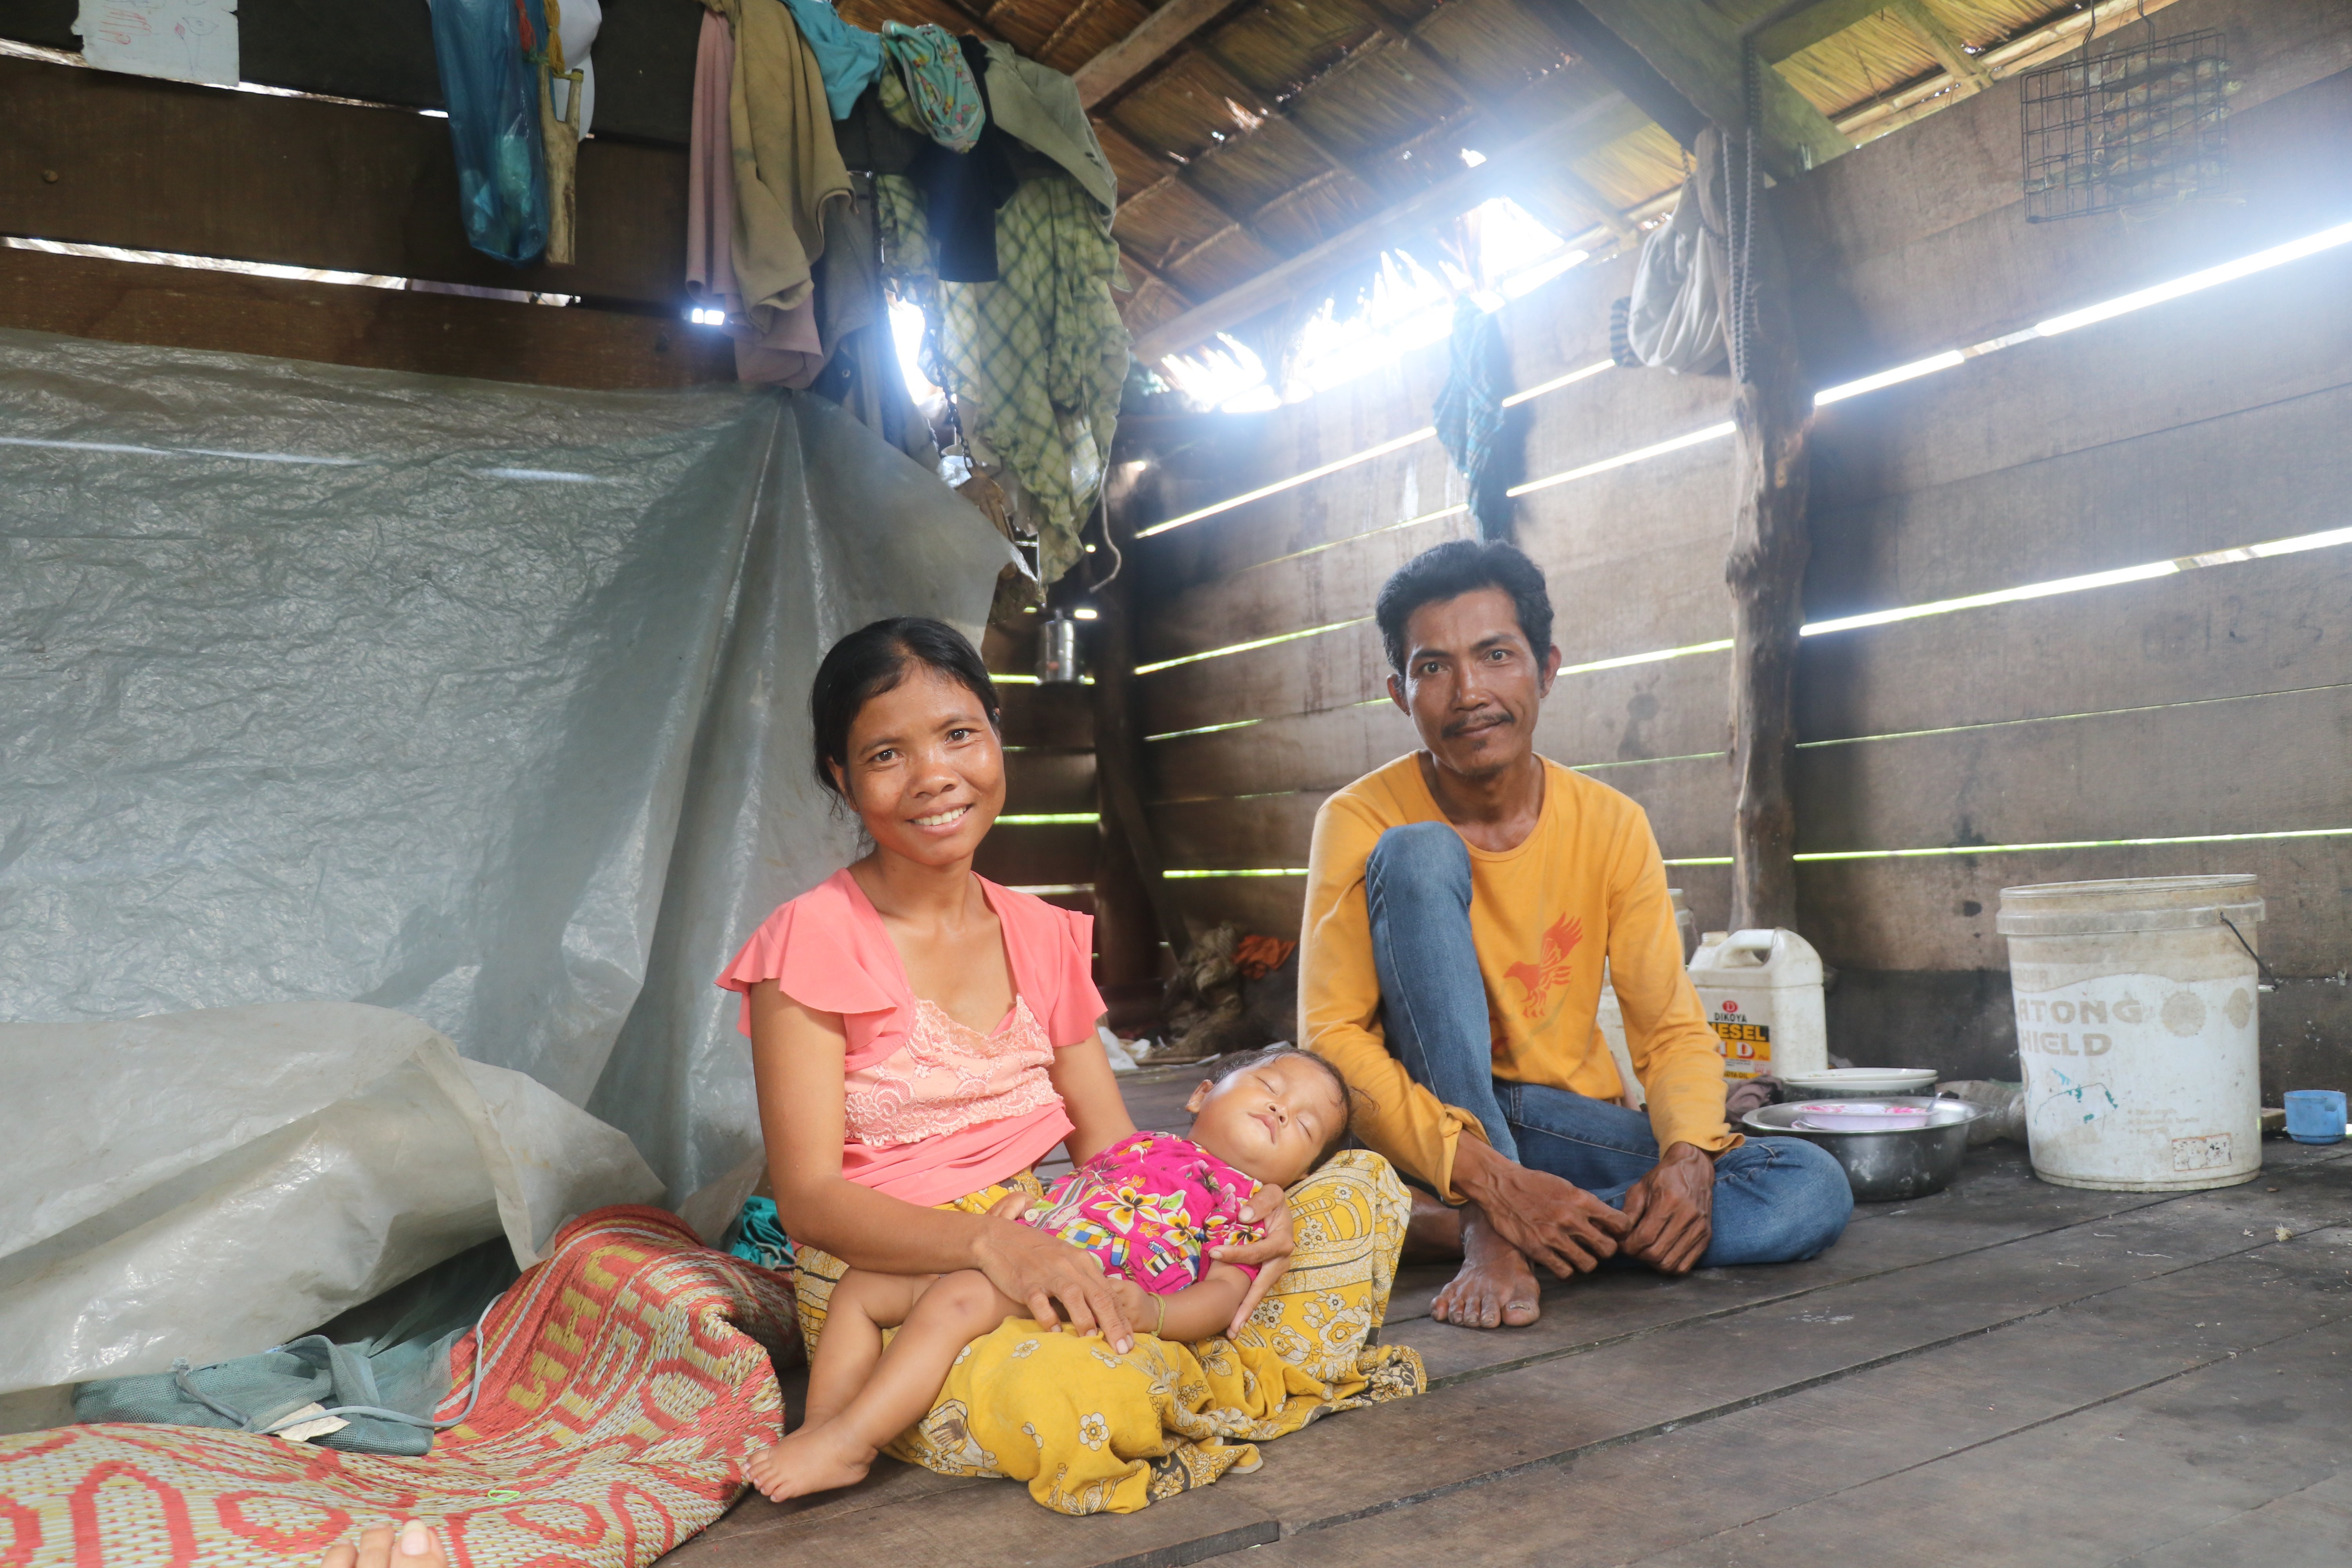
[1441,708,1516,739]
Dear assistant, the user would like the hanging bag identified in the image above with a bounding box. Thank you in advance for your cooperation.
[430,0,553,265]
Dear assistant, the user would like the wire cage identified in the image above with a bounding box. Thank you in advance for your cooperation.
[2020,28,2234,223]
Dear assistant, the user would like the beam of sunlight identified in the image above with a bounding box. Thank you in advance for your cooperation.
[2033,221,2352,338]
[1501,358,1613,408]
[1793,827,2352,862]
[1508,422,1738,499]
[1814,350,1966,406]
[1132,617,1371,677]
[1163,868,1310,879]
[1136,428,1436,538]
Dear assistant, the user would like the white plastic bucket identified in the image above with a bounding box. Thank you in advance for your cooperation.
[1996,875,2264,1192]
[1687,928,1829,1082]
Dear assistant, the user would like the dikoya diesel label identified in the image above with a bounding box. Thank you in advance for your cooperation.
[1707,1001,1769,1072]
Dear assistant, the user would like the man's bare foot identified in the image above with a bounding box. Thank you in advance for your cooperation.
[1428,1205,1540,1328]
[743,1422,878,1502]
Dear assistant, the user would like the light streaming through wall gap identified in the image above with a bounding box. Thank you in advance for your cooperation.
[1136,216,2352,547]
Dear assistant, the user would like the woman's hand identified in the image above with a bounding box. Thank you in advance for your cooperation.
[1207,1182,1295,1338]
[971,1216,1137,1352]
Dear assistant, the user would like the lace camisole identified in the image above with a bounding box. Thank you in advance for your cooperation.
[843,996,1060,1149]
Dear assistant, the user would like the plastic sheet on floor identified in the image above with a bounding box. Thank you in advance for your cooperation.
[0,1002,652,1395]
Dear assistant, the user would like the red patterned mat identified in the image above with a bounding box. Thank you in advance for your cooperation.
[0,1206,799,1567]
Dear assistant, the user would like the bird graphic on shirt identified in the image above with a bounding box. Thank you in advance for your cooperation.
[1504,915,1583,1019]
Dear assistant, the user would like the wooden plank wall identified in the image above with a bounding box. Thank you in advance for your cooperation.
[971,625,1109,993]
[0,16,729,389]
[1115,0,2352,1090]
[978,674,1102,909]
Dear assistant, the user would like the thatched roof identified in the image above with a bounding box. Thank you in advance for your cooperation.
[835,0,2171,359]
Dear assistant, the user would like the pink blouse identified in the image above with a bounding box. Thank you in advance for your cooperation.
[718,869,1106,1206]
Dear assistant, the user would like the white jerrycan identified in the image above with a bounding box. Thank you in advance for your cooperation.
[1687,928,1828,1081]
[1593,889,1693,1111]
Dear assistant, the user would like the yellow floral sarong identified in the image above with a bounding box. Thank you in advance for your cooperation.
[789,1150,1426,1514]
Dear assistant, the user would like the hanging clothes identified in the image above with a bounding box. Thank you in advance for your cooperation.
[835,76,927,176]
[879,21,984,152]
[978,41,1116,223]
[885,35,1018,284]
[782,0,883,121]
[685,8,824,385]
[694,0,851,358]
[805,172,941,470]
[879,171,1128,584]
[1432,297,1520,541]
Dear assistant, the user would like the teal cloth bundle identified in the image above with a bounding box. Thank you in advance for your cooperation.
[881,21,985,152]
[722,1196,796,1272]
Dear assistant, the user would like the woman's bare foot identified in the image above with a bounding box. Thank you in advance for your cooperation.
[1401,1190,1463,1264]
[744,1421,879,1502]
[318,1520,446,1568]
[1429,1205,1541,1328]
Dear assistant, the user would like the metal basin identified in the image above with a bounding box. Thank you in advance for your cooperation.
[1742,1096,1984,1202]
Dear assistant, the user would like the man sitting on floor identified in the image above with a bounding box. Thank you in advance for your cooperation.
[1302,540,1853,1328]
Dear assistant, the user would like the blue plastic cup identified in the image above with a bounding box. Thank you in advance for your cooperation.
[2283,1089,2347,1145]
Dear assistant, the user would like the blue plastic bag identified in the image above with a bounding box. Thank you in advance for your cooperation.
[429,0,552,265]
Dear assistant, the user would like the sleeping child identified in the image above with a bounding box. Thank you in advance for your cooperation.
[745,1045,1352,1501]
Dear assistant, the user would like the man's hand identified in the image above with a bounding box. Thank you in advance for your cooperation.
[1619,1142,1715,1274]
[1451,1137,1629,1276]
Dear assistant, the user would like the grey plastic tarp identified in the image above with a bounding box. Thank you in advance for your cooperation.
[0,328,1012,1391]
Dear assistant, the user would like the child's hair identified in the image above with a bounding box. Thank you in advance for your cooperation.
[1202,1046,1358,1172]
[808,617,1000,797]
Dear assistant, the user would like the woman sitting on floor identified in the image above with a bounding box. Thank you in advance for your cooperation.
[723,616,1421,1515]
[747,1043,1355,1502]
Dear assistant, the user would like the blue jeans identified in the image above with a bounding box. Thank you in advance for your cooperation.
[1365,822,1853,1268]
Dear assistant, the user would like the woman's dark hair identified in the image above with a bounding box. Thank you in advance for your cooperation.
[809,617,1000,797]
[1203,1046,1359,1172]
[1373,539,1555,674]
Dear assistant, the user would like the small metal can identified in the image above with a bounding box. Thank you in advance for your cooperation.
[1037,612,1082,684]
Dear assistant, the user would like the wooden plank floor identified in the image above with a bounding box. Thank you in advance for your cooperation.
[665,1124,2352,1568]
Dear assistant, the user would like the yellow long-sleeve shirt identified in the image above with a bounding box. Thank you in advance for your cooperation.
[1302,754,1737,1200]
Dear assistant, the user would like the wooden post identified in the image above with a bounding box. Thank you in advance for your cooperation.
[1089,543,1194,972]
[1696,124,1812,931]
